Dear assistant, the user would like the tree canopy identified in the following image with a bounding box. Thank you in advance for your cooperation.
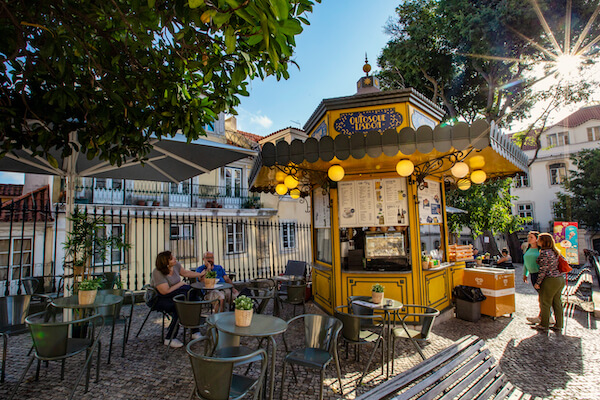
[378,0,599,128]
[0,0,319,166]
[555,148,600,232]
[446,178,529,239]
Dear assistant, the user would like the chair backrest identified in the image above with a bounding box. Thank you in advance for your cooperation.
[291,314,342,352]
[187,336,267,400]
[334,305,382,342]
[173,294,217,328]
[20,277,39,295]
[284,260,307,277]
[101,272,120,289]
[334,306,362,342]
[96,289,125,318]
[399,305,440,340]
[286,283,307,304]
[26,311,102,358]
[0,295,31,331]
[347,295,374,316]
[143,284,158,307]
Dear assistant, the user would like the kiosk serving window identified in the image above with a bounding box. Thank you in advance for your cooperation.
[337,177,411,271]
[418,179,445,261]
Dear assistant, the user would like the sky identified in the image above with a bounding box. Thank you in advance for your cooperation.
[233,0,400,136]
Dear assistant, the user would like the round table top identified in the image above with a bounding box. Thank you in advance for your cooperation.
[214,312,287,337]
[52,293,123,309]
[191,281,233,291]
[351,298,403,311]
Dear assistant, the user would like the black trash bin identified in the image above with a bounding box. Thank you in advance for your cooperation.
[452,285,486,322]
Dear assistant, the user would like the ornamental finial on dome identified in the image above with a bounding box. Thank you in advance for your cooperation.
[363,53,371,76]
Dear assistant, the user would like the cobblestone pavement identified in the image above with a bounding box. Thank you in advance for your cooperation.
[1,264,598,400]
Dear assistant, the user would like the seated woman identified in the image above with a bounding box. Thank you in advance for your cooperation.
[496,247,514,269]
[151,250,206,348]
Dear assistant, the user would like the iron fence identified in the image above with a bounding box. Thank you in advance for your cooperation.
[0,203,312,296]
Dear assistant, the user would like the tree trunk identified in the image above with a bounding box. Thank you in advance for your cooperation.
[506,231,524,264]
[481,230,500,256]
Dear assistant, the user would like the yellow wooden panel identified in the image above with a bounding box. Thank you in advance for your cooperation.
[313,268,333,314]
[423,269,450,309]
[343,274,411,305]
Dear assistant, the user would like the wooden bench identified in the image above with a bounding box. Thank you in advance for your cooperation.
[356,335,540,400]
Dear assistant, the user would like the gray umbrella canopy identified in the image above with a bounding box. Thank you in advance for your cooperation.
[0,136,257,232]
[0,137,257,184]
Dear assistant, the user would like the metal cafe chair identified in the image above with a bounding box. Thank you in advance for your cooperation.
[280,282,307,317]
[186,336,267,400]
[9,311,105,400]
[1,294,39,383]
[334,305,385,385]
[281,314,344,400]
[391,304,440,367]
[171,294,218,346]
[246,278,277,315]
[96,288,134,363]
[136,284,171,342]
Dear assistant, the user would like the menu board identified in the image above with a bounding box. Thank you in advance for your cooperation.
[313,189,330,228]
[337,178,409,228]
[418,179,442,224]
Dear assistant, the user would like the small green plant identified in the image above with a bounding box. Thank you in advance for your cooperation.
[78,277,104,291]
[234,295,254,310]
[421,254,428,261]
[476,255,483,260]
[372,283,385,293]
[205,271,217,279]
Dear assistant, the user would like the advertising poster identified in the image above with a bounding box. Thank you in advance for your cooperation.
[418,179,442,224]
[313,189,330,228]
[553,221,579,265]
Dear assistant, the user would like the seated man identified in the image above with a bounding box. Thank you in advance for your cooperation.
[196,251,239,312]
[496,247,513,268]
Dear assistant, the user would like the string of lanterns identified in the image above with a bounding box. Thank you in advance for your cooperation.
[273,151,487,198]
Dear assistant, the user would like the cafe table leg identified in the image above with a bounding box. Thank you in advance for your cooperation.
[268,336,277,400]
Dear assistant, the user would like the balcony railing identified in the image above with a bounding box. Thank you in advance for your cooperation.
[520,221,541,232]
[73,181,262,209]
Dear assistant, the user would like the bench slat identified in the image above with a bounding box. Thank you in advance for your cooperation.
[474,370,510,400]
[356,335,481,400]
[438,354,498,400]
[458,364,503,399]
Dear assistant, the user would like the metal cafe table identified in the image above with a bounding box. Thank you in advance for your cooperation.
[214,312,287,400]
[51,293,123,338]
[350,298,403,378]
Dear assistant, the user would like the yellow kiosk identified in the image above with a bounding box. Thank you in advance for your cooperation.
[251,63,529,315]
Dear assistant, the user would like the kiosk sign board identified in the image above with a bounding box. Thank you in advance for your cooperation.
[553,221,579,265]
[337,177,409,228]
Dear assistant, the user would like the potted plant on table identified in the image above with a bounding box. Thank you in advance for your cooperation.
[204,271,217,288]
[77,277,104,305]
[371,283,385,304]
[234,295,254,327]
[475,255,483,266]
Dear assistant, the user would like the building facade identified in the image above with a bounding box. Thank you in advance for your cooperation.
[511,105,600,259]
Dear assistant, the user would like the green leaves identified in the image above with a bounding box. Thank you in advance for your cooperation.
[0,0,320,166]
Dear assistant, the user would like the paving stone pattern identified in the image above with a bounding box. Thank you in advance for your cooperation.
[1,263,598,399]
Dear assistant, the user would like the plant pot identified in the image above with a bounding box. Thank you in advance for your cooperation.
[380,226,389,232]
[476,259,483,266]
[78,289,97,305]
[235,308,253,327]
[371,291,384,304]
[204,278,217,288]
[137,200,146,206]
